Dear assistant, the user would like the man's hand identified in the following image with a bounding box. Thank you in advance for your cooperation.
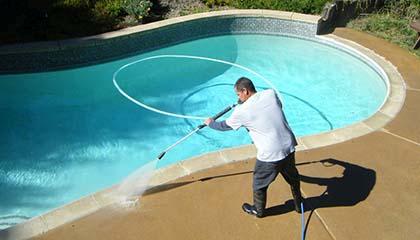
[204,118,214,126]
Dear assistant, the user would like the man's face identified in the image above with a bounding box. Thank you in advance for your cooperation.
[235,87,248,104]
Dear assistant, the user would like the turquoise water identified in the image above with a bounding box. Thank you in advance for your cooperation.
[0,34,386,228]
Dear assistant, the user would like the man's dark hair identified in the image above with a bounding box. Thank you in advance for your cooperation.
[235,77,256,93]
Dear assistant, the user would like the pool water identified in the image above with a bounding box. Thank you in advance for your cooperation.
[0,34,386,228]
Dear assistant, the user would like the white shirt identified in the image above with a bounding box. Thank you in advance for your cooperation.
[225,89,297,162]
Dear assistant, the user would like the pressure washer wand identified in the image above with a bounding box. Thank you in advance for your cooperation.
[157,104,237,160]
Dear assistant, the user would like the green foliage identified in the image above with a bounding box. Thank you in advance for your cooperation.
[348,0,420,58]
[5,0,418,47]
[202,0,231,7]
[180,5,211,16]
[94,0,126,19]
[122,0,152,20]
[226,0,329,14]
[348,8,420,57]
[60,0,95,8]
[381,0,420,21]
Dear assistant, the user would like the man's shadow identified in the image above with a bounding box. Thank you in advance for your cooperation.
[265,158,376,216]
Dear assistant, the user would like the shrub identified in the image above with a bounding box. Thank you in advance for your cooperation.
[122,0,152,21]
[381,0,420,20]
[351,14,417,45]
[202,0,231,7]
[61,0,94,8]
[226,0,329,14]
[94,0,126,19]
[348,0,420,58]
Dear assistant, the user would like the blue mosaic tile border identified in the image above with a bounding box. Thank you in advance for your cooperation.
[0,16,317,73]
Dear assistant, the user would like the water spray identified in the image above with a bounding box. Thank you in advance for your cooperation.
[115,103,236,205]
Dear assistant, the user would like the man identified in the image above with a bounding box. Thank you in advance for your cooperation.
[204,77,303,218]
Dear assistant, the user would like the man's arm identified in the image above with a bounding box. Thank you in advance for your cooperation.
[204,118,233,131]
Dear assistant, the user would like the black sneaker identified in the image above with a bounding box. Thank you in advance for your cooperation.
[242,203,264,218]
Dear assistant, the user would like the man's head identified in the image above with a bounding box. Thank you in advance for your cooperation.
[234,77,256,103]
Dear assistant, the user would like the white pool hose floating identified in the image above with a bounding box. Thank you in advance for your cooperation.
[112,55,282,120]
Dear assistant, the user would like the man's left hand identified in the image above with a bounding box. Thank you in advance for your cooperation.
[204,118,214,126]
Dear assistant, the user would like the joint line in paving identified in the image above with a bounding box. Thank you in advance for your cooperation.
[406,87,420,92]
[381,129,420,146]
[301,189,336,240]
[313,210,337,240]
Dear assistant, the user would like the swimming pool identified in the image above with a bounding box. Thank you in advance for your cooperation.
[0,33,387,228]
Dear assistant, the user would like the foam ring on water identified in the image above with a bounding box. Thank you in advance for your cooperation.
[113,55,281,120]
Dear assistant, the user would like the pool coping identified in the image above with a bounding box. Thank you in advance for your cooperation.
[0,10,406,240]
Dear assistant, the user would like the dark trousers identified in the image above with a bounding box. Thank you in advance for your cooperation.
[253,152,300,191]
[252,152,302,211]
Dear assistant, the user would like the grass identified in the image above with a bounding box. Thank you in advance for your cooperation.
[347,10,420,58]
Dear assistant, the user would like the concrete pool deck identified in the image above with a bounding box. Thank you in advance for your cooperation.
[27,27,420,240]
